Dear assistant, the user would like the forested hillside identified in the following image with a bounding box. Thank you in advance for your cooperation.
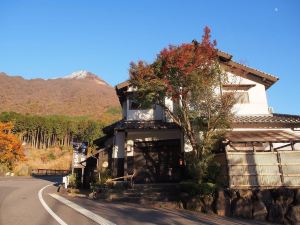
[0,112,109,149]
[0,71,121,174]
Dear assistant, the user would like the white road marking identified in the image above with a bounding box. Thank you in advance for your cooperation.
[38,184,68,225]
[49,193,116,225]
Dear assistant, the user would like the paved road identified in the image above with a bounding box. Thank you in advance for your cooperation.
[0,176,100,225]
[0,176,269,225]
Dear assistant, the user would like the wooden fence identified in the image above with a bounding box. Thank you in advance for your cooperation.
[31,169,70,176]
[220,151,300,189]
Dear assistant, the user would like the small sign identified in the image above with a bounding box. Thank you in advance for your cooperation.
[72,141,88,168]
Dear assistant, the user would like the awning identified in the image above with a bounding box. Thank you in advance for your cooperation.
[226,130,300,143]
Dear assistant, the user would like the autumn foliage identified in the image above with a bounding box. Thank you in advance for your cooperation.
[130,27,235,181]
[130,26,218,102]
[0,122,25,170]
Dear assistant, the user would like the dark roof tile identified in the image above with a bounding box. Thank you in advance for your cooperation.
[233,113,300,128]
[103,120,180,134]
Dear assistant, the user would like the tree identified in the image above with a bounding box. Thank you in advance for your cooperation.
[0,122,25,170]
[130,27,235,182]
[0,112,105,150]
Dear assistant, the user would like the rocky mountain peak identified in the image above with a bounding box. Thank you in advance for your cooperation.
[63,70,110,86]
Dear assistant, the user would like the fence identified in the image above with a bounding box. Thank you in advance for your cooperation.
[31,169,70,176]
[225,151,300,189]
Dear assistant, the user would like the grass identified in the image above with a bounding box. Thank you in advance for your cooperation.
[13,146,72,176]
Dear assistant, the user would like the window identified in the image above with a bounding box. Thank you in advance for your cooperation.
[234,91,250,104]
[129,99,152,110]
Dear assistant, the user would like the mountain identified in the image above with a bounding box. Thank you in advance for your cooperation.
[0,71,120,119]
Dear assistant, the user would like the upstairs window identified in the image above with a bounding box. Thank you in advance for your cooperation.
[222,84,253,104]
[234,91,250,104]
[129,99,153,110]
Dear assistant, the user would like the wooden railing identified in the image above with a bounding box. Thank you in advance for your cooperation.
[107,172,136,187]
[31,169,70,176]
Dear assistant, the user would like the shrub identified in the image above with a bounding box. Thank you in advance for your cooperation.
[0,163,10,176]
[68,174,77,188]
[205,161,221,183]
[48,152,56,160]
[14,163,32,176]
[199,182,217,197]
[180,181,201,197]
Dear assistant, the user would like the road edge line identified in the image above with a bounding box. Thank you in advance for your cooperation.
[49,193,116,225]
[38,184,68,225]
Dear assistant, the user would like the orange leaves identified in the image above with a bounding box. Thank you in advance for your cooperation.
[157,27,218,100]
[129,26,219,103]
[0,122,25,169]
[130,60,155,82]
[158,26,217,80]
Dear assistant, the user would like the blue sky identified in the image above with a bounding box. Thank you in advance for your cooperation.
[1,0,300,114]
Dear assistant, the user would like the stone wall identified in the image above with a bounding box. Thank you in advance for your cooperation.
[213,188,300,224]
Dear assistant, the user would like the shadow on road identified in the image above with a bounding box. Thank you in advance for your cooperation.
[31,175,63,186]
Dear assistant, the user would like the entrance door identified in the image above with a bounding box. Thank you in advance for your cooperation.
[134,139,182,183]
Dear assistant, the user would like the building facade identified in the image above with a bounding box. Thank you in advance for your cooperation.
[85,51,300,187]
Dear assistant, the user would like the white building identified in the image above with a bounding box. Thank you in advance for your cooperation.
[88,51,300,187]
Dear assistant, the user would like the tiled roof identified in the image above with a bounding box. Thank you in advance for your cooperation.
[233,113,300,128]
[103,120,180,134]
[217,50,278,83]
[226,130,300,142]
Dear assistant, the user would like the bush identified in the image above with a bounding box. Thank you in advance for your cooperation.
[0,164,10,176]
[205,161,221,183]
[48,152,56,160]
[180,181,201,197]
[14,163,32,176]
[68,174,77,188]
[199,182,217,197]
[179,181,217,199]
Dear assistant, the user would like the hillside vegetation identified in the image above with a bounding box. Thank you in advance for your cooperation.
[0,111,121,175]
[0,71,122,175]
[0,111,120,149]
[0,71,120,119]
[13,147,73,176]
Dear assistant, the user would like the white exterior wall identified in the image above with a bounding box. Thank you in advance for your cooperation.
[127,130,181,142]
[112,130,184,158]
[226,72,270,115]
[124,92,165,120]
[112,132,125,158]
[124,71,271,121]
[127,130,184,153]
[164,97,173,122]
[127,106,164,121]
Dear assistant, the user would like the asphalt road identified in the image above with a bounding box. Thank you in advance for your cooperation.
[0,176,100,225]
[0,176,269,225]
